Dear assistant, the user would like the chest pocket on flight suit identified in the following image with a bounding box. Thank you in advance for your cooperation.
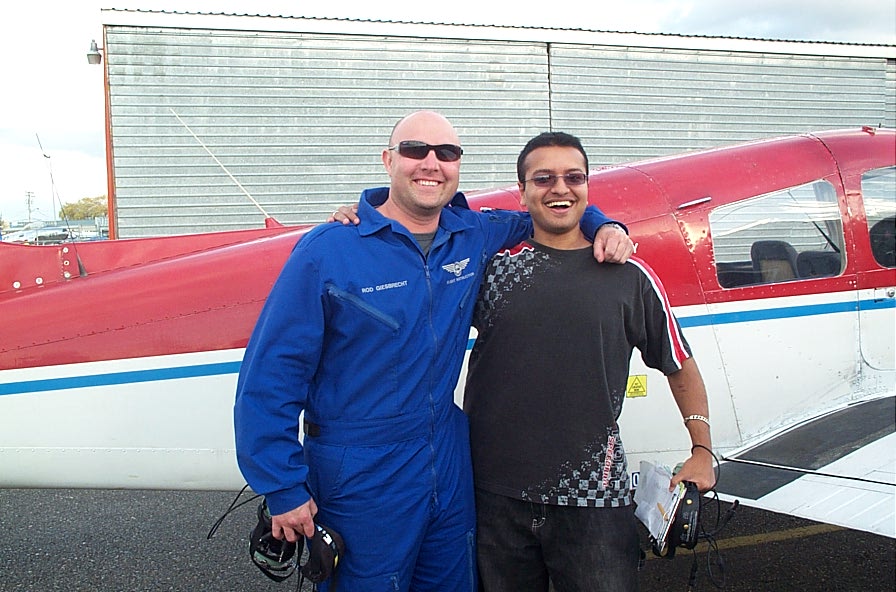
[325,283,401,331]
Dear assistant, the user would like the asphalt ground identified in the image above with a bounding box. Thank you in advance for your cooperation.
[0,488,892,592]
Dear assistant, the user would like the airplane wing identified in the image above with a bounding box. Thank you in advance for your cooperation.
[714,394,895,538]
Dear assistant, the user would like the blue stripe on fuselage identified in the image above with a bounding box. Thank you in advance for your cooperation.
[0,361,241,396]
[3,297,892,396]
[679,297,892,328]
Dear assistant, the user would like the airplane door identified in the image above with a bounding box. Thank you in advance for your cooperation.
[694,177,862,442]
[857,167,896,371]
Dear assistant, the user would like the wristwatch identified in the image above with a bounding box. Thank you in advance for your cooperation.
[601,222,627,234]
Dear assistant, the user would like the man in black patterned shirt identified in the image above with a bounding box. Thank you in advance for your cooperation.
[463,132,714,592]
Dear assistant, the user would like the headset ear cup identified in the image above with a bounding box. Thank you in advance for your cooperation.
[650,481,700,559]
[249,501,297,582]
[302,528,330,584]
[668,482,700,552]
[301,531,324,582]
[678,482,701,550]
[300,523,345,584]
[251,533,296,582]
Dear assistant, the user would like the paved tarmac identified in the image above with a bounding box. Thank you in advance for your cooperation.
[0,488,892,592]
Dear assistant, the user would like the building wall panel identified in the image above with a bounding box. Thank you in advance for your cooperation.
[550,45,891,162]
[103,18,895,237]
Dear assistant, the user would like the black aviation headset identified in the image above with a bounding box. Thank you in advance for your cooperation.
[249,499,345,588]
[207,486,345,591]
[645,450,740,591]
[650,480,702,558]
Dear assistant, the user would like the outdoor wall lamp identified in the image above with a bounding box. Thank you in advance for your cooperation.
[86,40,103,65]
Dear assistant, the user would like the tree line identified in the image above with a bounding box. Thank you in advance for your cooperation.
[59,196,108,220]
[0,196,107,231]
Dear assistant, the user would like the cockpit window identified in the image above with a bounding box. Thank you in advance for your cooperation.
[862,167,895,269]
[709,180,844,288]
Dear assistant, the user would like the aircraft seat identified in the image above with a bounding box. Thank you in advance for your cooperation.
[796,250,842,278]
[751,240,798,284]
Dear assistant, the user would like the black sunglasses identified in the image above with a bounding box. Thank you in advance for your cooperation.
[523,172,589,188]
[389,141,464,162]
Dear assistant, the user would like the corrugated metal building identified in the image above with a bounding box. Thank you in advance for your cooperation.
[97,9,896,237]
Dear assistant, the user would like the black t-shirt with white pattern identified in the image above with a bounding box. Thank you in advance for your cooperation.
[464,241,691,508]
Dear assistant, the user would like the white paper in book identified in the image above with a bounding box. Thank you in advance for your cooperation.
[633,460,686,550]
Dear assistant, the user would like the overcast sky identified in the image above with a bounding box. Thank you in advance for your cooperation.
[1,0,894,223]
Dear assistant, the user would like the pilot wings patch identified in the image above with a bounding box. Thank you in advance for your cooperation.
[442,258,470,277]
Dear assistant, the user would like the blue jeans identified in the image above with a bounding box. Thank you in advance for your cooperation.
[475,489,640,592]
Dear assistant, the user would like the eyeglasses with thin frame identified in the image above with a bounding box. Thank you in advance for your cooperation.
[522,172,589,188]
[388,140,464,162]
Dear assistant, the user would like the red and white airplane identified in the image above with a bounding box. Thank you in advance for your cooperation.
[1,127,893,539]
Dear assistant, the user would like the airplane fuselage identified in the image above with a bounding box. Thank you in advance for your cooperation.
[1,128,893,536]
